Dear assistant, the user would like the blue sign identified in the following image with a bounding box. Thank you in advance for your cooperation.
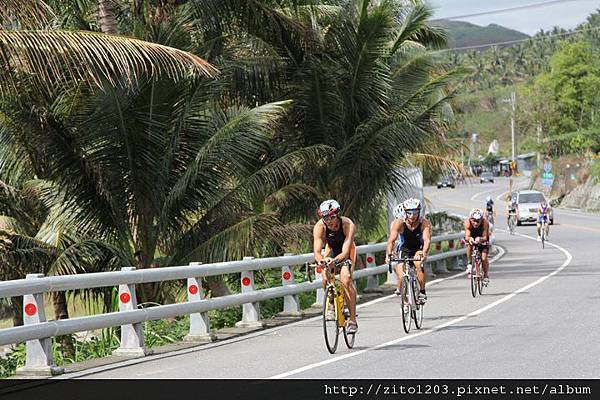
[541,171,554,187]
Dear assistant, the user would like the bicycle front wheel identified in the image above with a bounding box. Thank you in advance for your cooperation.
[343,315,356,349]
[401,276,412,333]
[477,260,483,295]
[470,262,477,298]
[323,294,339,354]
[412,278,424,329]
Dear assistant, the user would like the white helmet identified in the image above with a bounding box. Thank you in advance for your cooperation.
[317,199,341,218]
[393,203,405,219]
[486,195,493,203]
[470,208,483,220]
[402,197,421,213]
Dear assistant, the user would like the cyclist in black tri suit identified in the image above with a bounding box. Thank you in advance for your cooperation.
[464,208,491,285]
[385,198,432,304]
[313,199,358,333]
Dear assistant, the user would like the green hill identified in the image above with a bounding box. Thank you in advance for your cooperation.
[435,20,530,50]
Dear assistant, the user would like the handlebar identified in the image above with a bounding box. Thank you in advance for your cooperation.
[387,255,420,273]
[304,259,351,283]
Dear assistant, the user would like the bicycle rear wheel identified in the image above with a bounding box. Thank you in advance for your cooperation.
[401,276,412,333]
[323,292,339,354]
[412,278,424,329]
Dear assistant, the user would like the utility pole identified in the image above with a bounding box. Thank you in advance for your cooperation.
[537,122,542,168]
[502,91,517,197]
[510,91,517,165]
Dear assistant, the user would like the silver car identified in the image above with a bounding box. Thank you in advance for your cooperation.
[515,190,554,225]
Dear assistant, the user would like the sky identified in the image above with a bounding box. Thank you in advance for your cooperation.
[429,0,600,35]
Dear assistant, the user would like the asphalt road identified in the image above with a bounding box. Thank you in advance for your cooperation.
[49,177,600,379]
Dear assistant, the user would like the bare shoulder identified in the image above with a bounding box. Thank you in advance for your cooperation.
[341,216,355,227]
[313,220,325,234]
[463,219,471,229]
[421,218,432,227]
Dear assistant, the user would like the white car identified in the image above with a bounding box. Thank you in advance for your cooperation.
[515,190,554,225]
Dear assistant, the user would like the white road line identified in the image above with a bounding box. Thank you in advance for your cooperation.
[269,234,570,379]
[56,258,490,379]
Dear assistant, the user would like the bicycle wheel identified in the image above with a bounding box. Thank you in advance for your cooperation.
[412,278,424,329]
[401,276,412,333]
[470,262,477,298]
[342,306,356,349]
[322,291,339,354]
[541,224,546,249]
[476,260,483,295]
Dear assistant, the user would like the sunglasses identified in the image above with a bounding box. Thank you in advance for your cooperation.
[323,214,337,222]
[405,209,419,216]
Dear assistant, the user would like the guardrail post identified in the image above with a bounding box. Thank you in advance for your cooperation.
[113,267,148,358]
[364,244,382,293]
[437,258,450,274]
[16,274,64,377]
[184,262,216,343]
[281,253,302,316]
[235,257,265,328]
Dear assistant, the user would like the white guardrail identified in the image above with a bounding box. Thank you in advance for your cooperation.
[0,232,467,376]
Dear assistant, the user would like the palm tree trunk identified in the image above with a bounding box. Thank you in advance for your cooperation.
[206,276,230,297]
[98,0,118,35]
[53,292,75,359]
[10,297,23,327]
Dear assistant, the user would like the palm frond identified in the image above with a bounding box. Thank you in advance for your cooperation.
[0,0,54,29]
[0,30,218,94]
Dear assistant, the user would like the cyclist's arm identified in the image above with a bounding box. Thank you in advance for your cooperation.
[464,220,472,243]
[385,219,403,260]
[420,220,432,260]
[334,217,356,264]
[312,222,326,263]
[482,220,490,242]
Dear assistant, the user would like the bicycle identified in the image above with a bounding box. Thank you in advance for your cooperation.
[539,216,549,249]
[466,240,488,298]
[388,254,424,333]
[306,259,355,354]
[507,212,517,235]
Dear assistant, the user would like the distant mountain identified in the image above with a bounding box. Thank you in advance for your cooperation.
[434,20,530,50]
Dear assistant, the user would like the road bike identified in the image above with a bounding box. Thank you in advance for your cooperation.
[539,216,549,249]
[388,254,424,333]
[507,212,517,235]
[306,259,355,354]
[466,240,488,297]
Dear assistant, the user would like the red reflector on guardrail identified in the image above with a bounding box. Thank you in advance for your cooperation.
[24,303,37,316]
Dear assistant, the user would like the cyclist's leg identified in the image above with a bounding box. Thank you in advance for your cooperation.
[466,242,473,273]
[536,218,542,238]
[339,243,357,323]
[394,261,405,293]
[544,217,550,236]
[414,250,426,292]
[481,246,490,280]
[414,251,427,302]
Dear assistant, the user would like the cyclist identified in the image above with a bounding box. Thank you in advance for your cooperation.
[464,208,491,285]
[385,198,432,304]
[313,199,358,333]
[536,200,551,241]
[506,198,518,228]
[484,195,495,227]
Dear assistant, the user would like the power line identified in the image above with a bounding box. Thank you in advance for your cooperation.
[431,0,592,22]
[434,24,600,52]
